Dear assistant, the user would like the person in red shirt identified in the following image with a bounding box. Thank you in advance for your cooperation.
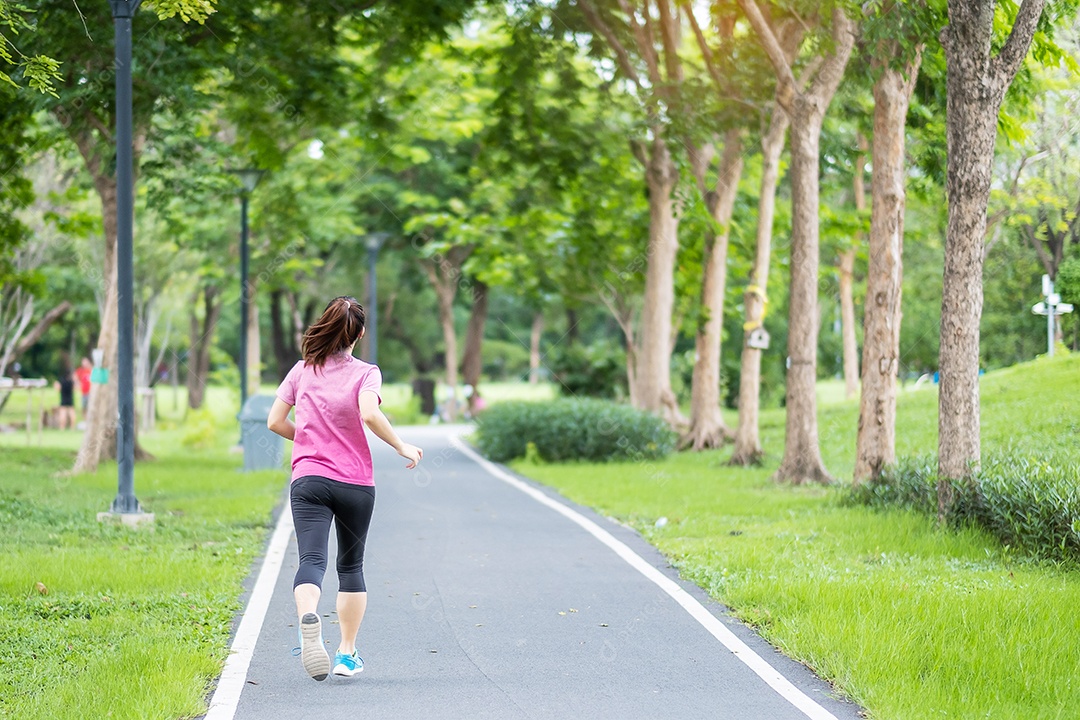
[268,296,422,681]
[74,357,93,418]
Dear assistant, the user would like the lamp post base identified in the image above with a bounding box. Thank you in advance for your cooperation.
[97,511,155,527]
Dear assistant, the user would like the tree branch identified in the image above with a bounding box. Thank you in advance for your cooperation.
[1023,223,1054,276]
[685,139,715,195]
[579,0,643,89]
[14,301,72,356]
[991,0,1047,96]
[655,0,684,84]
[737,0,797,110]
[617,0,663,86]
[1069,195,1080,246]
[685,4,725,94]
[805,8,856,105]
[85,110,114,145]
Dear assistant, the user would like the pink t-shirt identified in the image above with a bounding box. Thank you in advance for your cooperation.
[276,355,383,485]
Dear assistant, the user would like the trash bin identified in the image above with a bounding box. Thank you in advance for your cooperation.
[239,394,285,472]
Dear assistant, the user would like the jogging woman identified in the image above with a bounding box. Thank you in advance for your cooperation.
[267,296,423,681]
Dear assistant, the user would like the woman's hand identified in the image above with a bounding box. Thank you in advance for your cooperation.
[397,443,424,469]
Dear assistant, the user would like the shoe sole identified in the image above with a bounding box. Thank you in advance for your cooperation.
[300,613,330,681]
[333,663,364,677]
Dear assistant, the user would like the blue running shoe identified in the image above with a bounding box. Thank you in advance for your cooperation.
[333,650,364,677]
[299,613,330,681]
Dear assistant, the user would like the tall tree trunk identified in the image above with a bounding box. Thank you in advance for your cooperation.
[270,289,297,381]
[939,91,995,491]
[148,314,172,389]
[636,135,685,425]
[565,308,579,346]
[285,292,311,352]
[839,133,867,401]
[528,311,544,384]
[134,298,160,390]
[421,246,471,421]
[74,175,120,474]
[938,0,1045,501]
[684,131,744,450]
[270,289,286,375]
[246,282,261,396]
[854,53,921,484]
[599,291,639,405]
[434,286,459,420]
[838,249,858,399]
[461,281,488,414]
[187,286,222,410]
[739,3,854,483]
[775,113,834,484]
[731,111,788,465]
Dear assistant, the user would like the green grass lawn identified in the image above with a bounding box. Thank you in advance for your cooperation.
[514,354,1080,720]
[0,404,284,719]
[3,361,1074,718]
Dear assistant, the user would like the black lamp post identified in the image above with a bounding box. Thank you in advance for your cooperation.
[229,168,264,409]
[363,233,389,366]
[108,0,142,517]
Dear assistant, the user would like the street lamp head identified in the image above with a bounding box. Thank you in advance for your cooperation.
[228,167,265,194]
[364,232,391,253]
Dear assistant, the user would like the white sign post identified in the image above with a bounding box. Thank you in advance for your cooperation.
[1033,274,1075,358]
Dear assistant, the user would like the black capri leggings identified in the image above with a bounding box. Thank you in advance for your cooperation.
[291,475,376,593]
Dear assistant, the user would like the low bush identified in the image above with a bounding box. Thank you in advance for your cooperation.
[847,454,1080,562]
[474,398,676,463]
[181,407,220,450]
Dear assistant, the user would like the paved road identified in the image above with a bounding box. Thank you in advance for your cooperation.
[224,425,862,720]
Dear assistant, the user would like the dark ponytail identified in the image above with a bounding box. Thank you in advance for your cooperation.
[301,296,366,370]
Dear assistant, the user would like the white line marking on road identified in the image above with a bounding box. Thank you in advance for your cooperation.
[203,501,294,720]
[451,436,840,720]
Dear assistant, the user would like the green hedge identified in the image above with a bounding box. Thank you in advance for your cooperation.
[474,399,676,463]
[847,455,1080,562]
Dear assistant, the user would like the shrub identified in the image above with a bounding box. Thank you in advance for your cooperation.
[383,395,425,426]
[474,399,676,463]
[181,407,220,450]
[847,454,1080,562]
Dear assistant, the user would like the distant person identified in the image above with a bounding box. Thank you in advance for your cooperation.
[267,295,423,682]
[55,364,76,430]
[74,357,92,417]
[469,388,487,417]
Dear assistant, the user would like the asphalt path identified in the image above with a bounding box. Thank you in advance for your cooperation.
[220,425,862,720]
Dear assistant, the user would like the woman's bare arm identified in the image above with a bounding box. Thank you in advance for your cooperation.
[359,390,423,468]
[267,398,296,441]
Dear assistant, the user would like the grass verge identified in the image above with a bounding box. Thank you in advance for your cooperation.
[0,424,284,719]
[513,355,1080,720]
